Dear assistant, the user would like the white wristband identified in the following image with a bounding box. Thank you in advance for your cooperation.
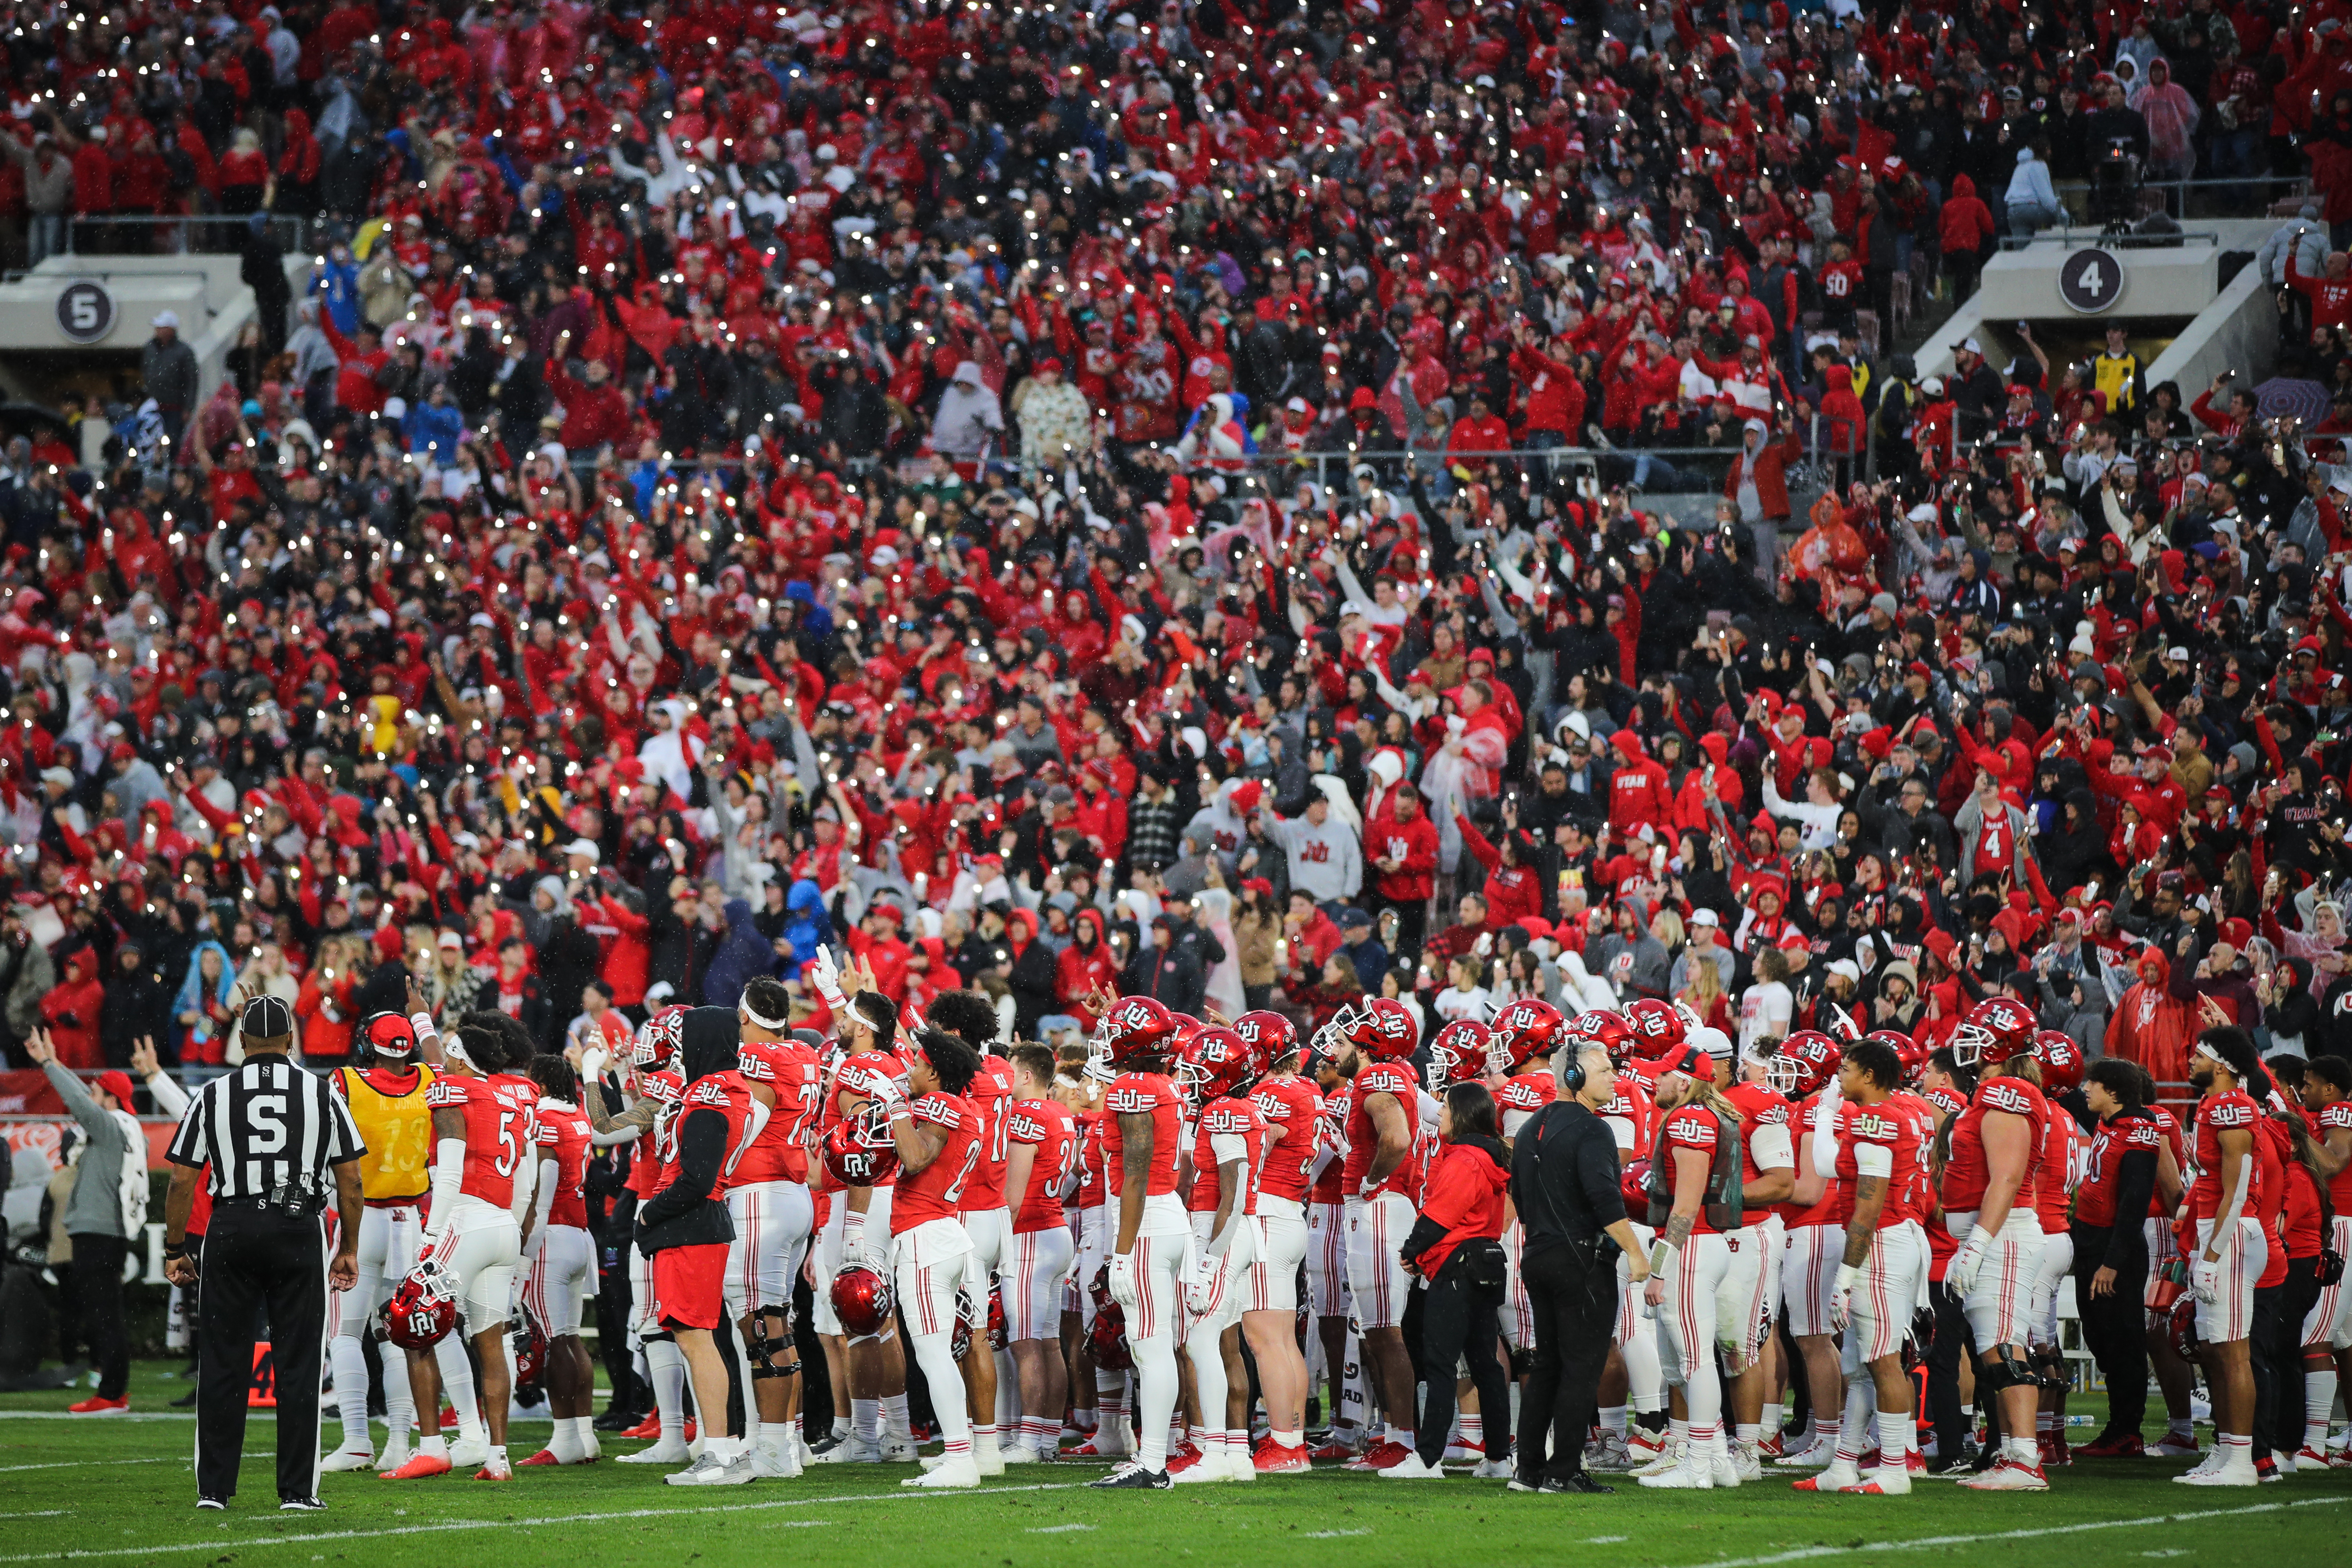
[410,1011,436,1039]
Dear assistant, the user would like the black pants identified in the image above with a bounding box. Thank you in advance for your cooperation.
[70,1233,129,1401]
[2251,1280,2283,1459]
[1517,1239,1616,1481]
[1415,1258,1510,1466]
[196,1205,328,1504]
[2071,1224,2149,1438]
[1924,1279,1973,1461]
[2274,1257,2322,1454]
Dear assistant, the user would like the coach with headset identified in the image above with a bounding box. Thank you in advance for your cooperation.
[162,995,366,1512]
[1510,1039,1649,1494]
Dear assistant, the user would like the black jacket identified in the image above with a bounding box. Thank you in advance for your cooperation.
[634,1006,741,1254]
[1510,1098,1626,1252]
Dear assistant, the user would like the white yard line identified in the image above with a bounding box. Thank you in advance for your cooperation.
[0,1482,1094,1562]
[0,1458,181,1474]
[1658,1495,2352,1568]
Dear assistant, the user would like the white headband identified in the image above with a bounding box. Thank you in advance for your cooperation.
[741,995,789,1032]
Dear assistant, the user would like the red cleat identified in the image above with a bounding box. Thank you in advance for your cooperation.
[2039,1435,2071,1468]
[1253,1442,1312,1474]
[621,1413,662,1441]
[2074,1432,2145,1459]
[380,1452,453,1480]
[682,1419,698,1442]
[1756,1433,1785,1459]
[1347,1440,1413,1472]
[474,1464,513,1481]
[1906,1449,1927,1474]
[1307,1441,1359,1462]
[66,1396,129,1415]
[517,1450,562,1467]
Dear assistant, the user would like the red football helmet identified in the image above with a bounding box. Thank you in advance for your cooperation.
[1488,998,1566,1074]
[1618,1156,1653,1212]
[1768,1030,1844,1098]
[1086,1266,1132,1370]
[832,1049,905,1104]
[1427,1020,1493,1092]
[633,1005,686,1071]
[819,1102,902,1187]
[1177,1026,1259,1105]
[987,1283,1007,1352]
[1092,994,1180,1074]
[1338,996,1419,1060]
[2033,1029,2087,1096]
[1867,1028,1928,1086]
[1952,997,2036,1068]
[830,1263,895,1337]
[358,1011,417,1059]
[508,1301,548,1385]
[1233,1010,1299,1065]
[1622,998,1688,1060]
[384,1262,459,1350]
[1566,1008,1638,1067]
[951,1286,982,1361]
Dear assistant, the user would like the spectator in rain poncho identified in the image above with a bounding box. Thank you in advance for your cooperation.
[930,360,1005,460]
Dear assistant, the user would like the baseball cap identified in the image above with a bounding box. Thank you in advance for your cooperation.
[241,994,295,1039]
[563,837,600,862]
[95,1070,138,1107]
[1688,908,1720,928]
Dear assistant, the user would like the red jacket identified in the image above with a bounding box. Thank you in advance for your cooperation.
[1454,810,1544,930]
[1722,425,1804,521]
[1365,805,1440,904]
[1606,730,1674,833]
[1938,174,1995,257]
[1411,1136,1510,1276]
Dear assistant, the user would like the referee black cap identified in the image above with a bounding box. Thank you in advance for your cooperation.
[241,994,295,1039]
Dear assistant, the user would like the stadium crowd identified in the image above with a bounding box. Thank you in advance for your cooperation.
[1,0,2352,1504]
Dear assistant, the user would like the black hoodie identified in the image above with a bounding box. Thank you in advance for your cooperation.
[633,1005,742,1253]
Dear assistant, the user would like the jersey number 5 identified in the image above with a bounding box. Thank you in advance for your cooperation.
[493,1110,523,1177]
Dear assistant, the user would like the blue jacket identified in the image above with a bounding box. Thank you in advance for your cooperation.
[312,258,361,335]
[403,398,466,468]
[781,879,832,968]
[702,898,781,1009]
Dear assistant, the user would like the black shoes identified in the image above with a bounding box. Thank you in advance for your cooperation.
[279,1498,327,1512]
[196,1498,227,1511]
[1089,1463,1172,1489]
[593,1407,647,1432]
[1509,1469,1614,1494]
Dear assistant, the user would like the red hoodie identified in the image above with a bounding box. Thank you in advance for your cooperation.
[40,948,106,1069]
[1055,910,1120,1023]
[1607,730,1674,833]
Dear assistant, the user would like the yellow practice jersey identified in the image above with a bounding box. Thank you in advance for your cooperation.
[336,1062,439,1201]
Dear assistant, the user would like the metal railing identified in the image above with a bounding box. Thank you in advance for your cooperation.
[1999,225,2222,250]
[65,212,312,256]
[2050,172,2308,223]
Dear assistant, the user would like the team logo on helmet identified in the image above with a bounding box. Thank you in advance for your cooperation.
[1767,1030,1843,1098]
[819,1102,901,1187]
[829,1264,895,1337]
[1233,1010,1298,1064]
[1488,998,1565,1073]
[1566,1008,1637,1066]
[1339,996,1418,1060]
[1090,995,1179,1077]
[1427,1020,1493,1092]
[1622,998,1687,1060]
[359,1011,417,1059]
[384,1262,459,1350]
[1177,1026,1260,1105]
[1952,997,2035,1068]
[2032,1029,2086,1096]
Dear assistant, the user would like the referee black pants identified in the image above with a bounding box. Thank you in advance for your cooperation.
[196,1206,328,1504]
[1517,1239,1615,1482]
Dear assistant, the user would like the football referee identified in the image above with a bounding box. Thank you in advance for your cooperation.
[162,996,365,1511]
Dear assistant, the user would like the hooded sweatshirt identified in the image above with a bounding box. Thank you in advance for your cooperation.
[41,947,106,1068]
[1607,729,1674,833]
[633,1006,744,1252]
[1403,1134,1511,1275]
[1938,173,1995,256]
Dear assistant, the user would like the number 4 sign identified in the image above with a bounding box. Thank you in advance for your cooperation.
[2059,248,2123,314]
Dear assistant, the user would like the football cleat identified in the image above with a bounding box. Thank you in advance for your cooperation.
[1171,1451,1236,1484]
[1792,1462,1861,1492]
[1061,1436,1131,1461]
[516,1450,562,1467]
[1378,1452,1444,1479]
[1637,1451,1714,1489]
[278,1497,327,1511]
[1471,1458,1515,1480]
[1254,1442,1312,1474]
[1305,1440,1359,1463]
[1755,1432,1786,1459]
[2173,1463,2258,1487]
[1709,1445,1743,1489]
[751,1441,801,1479]
[1730,1442,1764,1482]
[2146,1434,2203,1458]
[447,1437,489,1469]
[1000,1444,1037,1466]
[1585,1433,1635,1471]
[617,1438,694,1466]
[319,1448,376,1473]
[66,1396,129,1415]
[1632,1441,1684,1478]
[2073,1432,2145,1459]
[378,1452,453,1480]
[1960,1458,2050,1491]
[2038,1434,2071,1468]
[1349,1439,1413,1471]
[2293,1446,2340,1471]
[881,1438,921,1462]
[666,1451,754,1487]
[904,1456,981,1489]
[1841,1468,1913,1496]
[472,1462,513,1482]
[621,1414,662,1440]
[1776,1437,1838,1468]
[1089,1462,1172,1489]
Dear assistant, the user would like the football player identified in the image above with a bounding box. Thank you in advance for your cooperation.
[729,976,823,1478]
[1058,1045,1125,1458]
[384,1016,538,1481]
[1794,1036,1922,1497]
[2073,1059,2169,1460]
[324,983,485,1474]
[868,1027,988,1489]
[1303,1036,1355,1459]
[1002,1043,1077,1462]
[1093,994,1189,1488]
[517,1051,598,1467]
[2293,1056,2352,1468]
[2027,1034,2084,1466]
[929,989,1017,1474]
[1943,998,2054,1491]
[1635,1045,1745,1491]
[1239,1010,1318,1473]
[2175,1028,2271,1486]
[1580,1011,1664,1472]
[579,1008,694,1466]
[1488,1001,1562,1366]
[1335,997,1423,1471]
[1767,1030,1846,1472]
[1720,1033,1793,1479]
[1172,1027,1266,1483]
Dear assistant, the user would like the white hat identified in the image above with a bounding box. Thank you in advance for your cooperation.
[563,838,601,863]
[1827,958,1863,982]
[1688,908,1721,928]
[953,359,982,384]
[151,310,179,329]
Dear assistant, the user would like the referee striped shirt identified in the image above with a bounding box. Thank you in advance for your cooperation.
[166,1054,365,1204]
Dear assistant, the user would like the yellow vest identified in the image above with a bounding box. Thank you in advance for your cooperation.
[339,1063,438,1201]
[2094,351,2140,413]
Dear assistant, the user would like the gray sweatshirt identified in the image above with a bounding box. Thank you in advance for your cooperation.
[41,1061,145,1239]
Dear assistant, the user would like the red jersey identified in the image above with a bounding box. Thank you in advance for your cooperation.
[1310,1083,1352,1204]
[2076,1109,2163,1228]
[2255,1117,2290,1288]
[1941,1075,2049,1216]
[1596,1075,1658,1157]
[829,1051,904,1189]
[424,1070,540,1209]
[1831,1095,1923,1230]
[1072,1107,1108,1208]
[682,1071,770,1193]
[1005,1096,1077,1232]
[961,1054,1016,1210]
[2034,1112,2079,1232]
[1190,1094,1267,1218]
[1343,1060,1421,1200]
[1248,1074,1322,1204]
[2320,1100,2352,1215]
[733,1037,821,1185]
[1498,1070,1557,1136]
[2188,1089,2263,1221]
[1725,1080,1794,1190]
[531,1098,593,1230]
[624,1068,685,1197]
[1888,1090,1940,1218]
[892,1092,981,1232]
[1655,1103,1733,1235]
[1101,1072,1182,1198]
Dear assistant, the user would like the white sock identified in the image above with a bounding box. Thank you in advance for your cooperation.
[550,1413,583,1461]
[330,1333,371,1452]
[1460,1413,1482,1448]
[573,1415,599,1456]
[882,1393,911,1439]
[1735,1422,1761,1447]
[420,1434,447,1460]
[831,1415,850,1439]
[2306,1371,2339,1449]
[435,1334,483,1441]
[1669,1417,1691,1446]
[2218,1433,2254,1470]
[647,1339,687,1441]
[1600,1405,1629,1438]
[486,1443,507,1470]
[853,1398,882,1444]
[2005,1434,2039,1465]
[1760,1402,1782,1439]
[1877,1414,1911,1468]
[2035,1411,2055,1435]
[1273,1427,1301,1448]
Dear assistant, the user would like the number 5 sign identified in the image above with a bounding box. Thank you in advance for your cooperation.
[55,278,118,343]
[2058,248,2123,314]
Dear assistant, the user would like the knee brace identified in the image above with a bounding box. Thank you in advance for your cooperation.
[1976,1347,2035,1393]
[642,1330,675,1346]
[750,1310,800,1380]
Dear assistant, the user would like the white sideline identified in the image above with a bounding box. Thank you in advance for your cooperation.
[1657,1496,2352,1568]
[0,1484,1092,1562]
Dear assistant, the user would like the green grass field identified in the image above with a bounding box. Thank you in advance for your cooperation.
[3,1364,2348,1567]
